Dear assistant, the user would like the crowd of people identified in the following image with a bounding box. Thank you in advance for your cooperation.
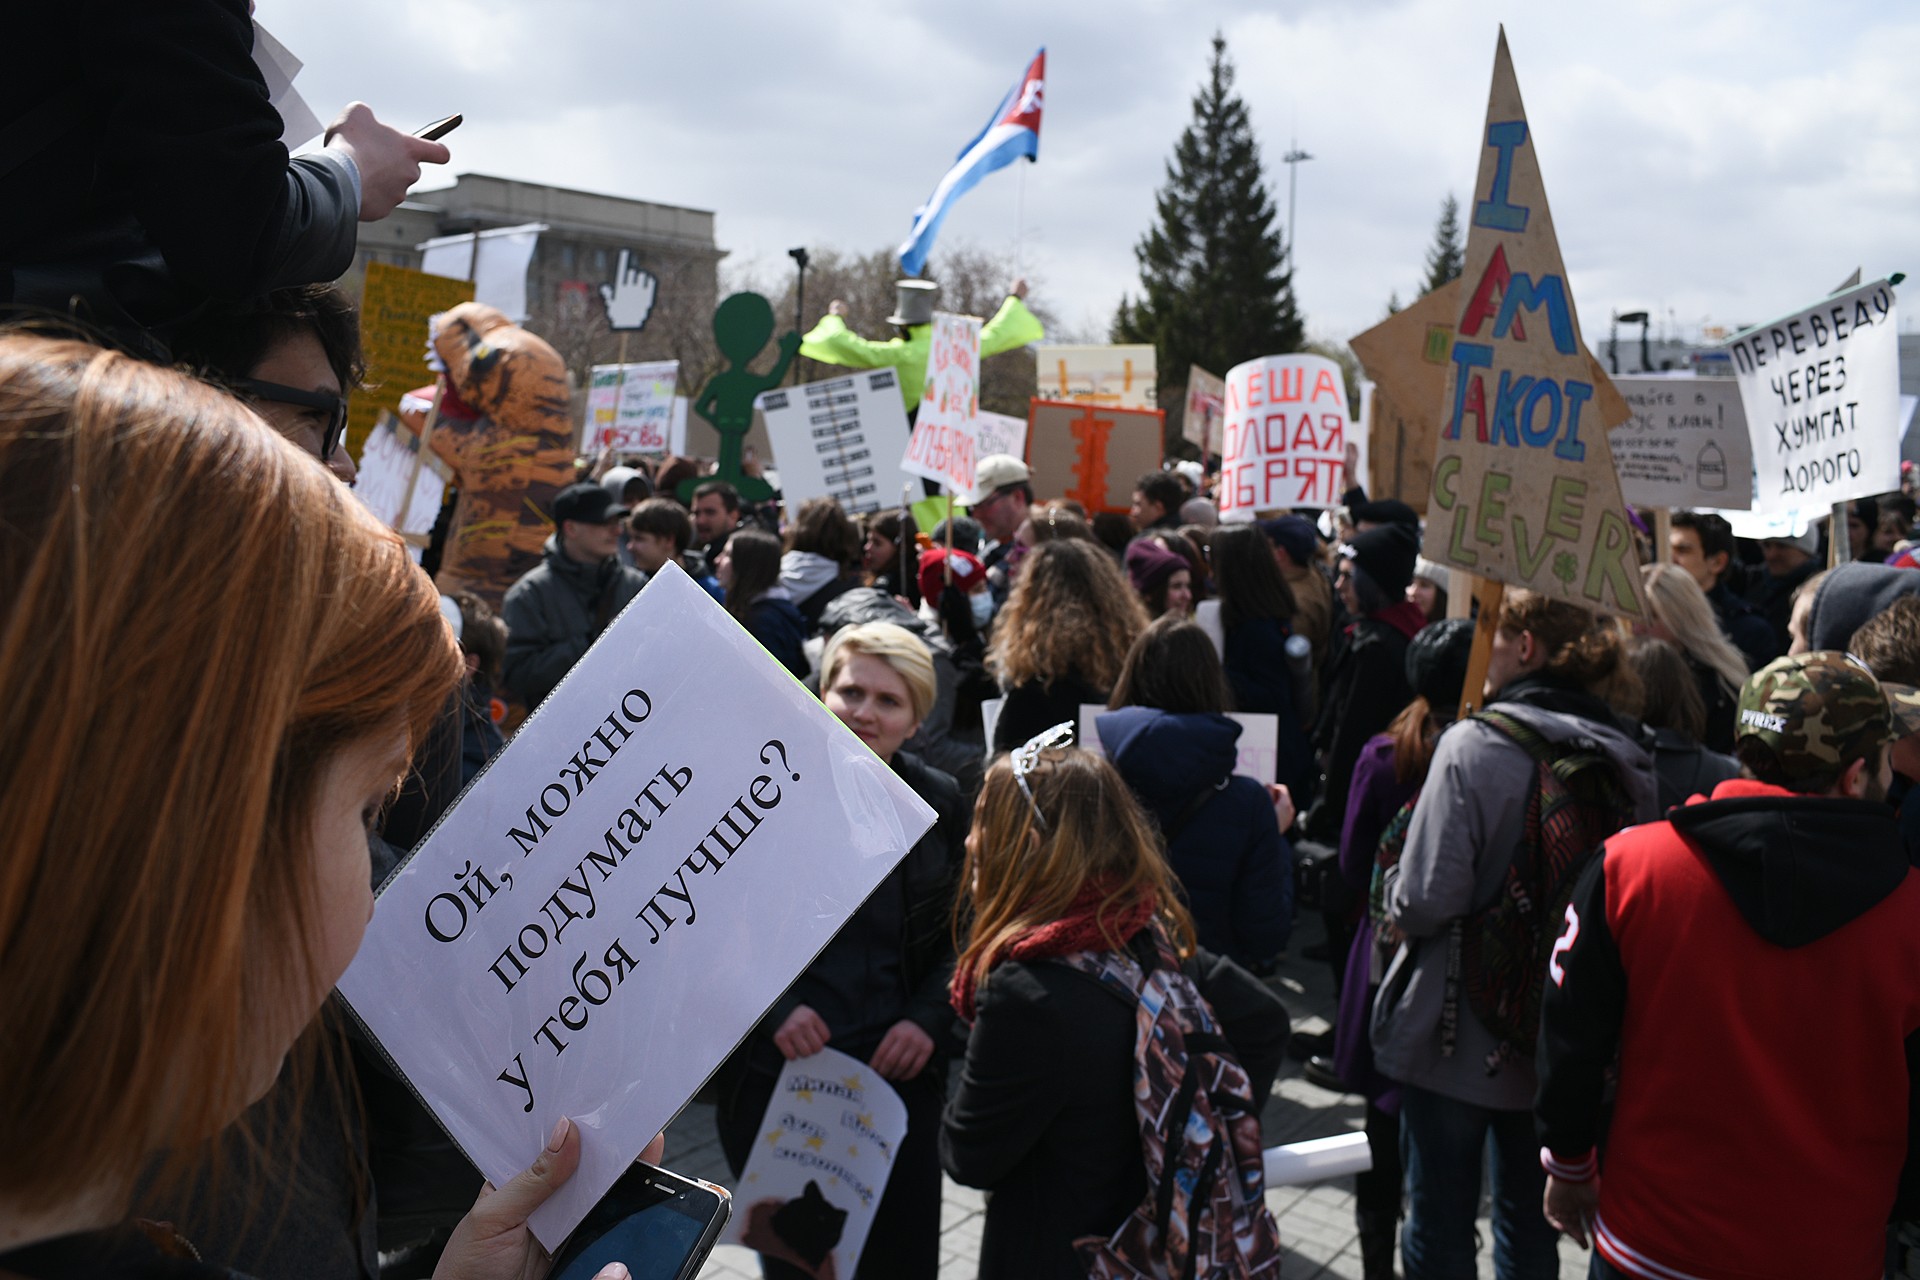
[8,22,1920,1279]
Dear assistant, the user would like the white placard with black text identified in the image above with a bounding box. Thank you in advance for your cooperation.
[758,371,918,519]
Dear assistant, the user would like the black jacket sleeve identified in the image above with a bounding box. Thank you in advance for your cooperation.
[1534,853,1625,1178]
[1185,948,1290,1100]
[95,0,357,296]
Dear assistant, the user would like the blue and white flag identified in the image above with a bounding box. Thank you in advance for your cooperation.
[898,49,1045,277]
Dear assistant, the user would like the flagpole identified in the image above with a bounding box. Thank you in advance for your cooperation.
[1015,162,1026,278]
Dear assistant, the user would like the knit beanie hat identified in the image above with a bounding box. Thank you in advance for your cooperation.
[1124,539,1187,596]
[917,547,986,606]
[1342,523,1419,597]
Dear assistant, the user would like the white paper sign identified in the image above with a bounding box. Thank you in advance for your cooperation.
[727,1048,908,1275]
[354,411,450,559]
[253,22,322,149]
[338,564,937,1247]
[902,312,982,493]
[974,410,1028,465]
[671,396,690,457]
[1036,344,1158,409]
[420,224,547,323]
[1080,705,1281,787]
[586,361,680,454]
[1606,376,1752,510]
[1184,366,1226,452]
[1727,279,1900,520]
[757,371,918,519]
[1220,354,1353,516]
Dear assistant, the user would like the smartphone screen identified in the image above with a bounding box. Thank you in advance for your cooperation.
[549,1164,730,1280]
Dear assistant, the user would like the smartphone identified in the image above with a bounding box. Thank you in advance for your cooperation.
[547,1162,731,1280]
[415,114,462,141]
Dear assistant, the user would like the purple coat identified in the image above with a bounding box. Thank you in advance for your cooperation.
[1332,732,1417,1104]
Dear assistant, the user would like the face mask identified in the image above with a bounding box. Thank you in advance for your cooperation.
[969,590,995,628]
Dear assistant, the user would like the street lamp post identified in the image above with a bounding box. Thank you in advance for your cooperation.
[1282,140,1313,268]
[787,247,810,385]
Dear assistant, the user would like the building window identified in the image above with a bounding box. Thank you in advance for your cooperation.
[560,244,577,272]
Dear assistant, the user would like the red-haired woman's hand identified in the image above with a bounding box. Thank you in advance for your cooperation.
[434,1116,598,1280]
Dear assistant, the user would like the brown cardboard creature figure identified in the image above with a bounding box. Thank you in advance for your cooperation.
[402,302,579,613]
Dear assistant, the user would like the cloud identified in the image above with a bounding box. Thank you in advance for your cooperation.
[261,0,1920,349]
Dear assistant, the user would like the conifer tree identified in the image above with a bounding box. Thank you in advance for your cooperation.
[1420,194,1464,295]
[1114,33,1303,394]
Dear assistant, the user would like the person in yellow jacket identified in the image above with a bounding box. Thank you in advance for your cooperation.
[801,277,1044,415]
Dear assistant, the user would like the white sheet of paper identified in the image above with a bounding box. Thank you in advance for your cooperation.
[973,410,1028,470]
[758,371,918,519]
[585,362,680,454]
[1728,279,1900,522]
[353,412,448,558]
[727,1048,908,1274]
[1607,375,1752,510]
[338,564,937,1247]
[1080,704,1280,786]
[1262,1132,1372,1187]
[671,396,690,457]
[980,698,1005,760]
[1193,600,1226,659]
[420,224,547,323]
[252,22,322,150]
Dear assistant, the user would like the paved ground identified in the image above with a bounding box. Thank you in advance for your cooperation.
[668,910,1591,1280]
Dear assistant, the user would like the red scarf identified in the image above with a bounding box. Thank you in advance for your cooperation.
[950,880,1158,1021]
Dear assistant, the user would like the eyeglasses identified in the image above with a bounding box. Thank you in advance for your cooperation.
[1011,721,1075,830]
[235,378,349,461]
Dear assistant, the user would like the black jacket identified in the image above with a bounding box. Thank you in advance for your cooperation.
[995,672,1107,753]
[741,751,968,1076]
[941,935,1288,1280]
[3,3,358,332]
[0,1225,251,1280]
[1310,611,1418,839]
[501,536,646,709]
[1221,614,1314,797]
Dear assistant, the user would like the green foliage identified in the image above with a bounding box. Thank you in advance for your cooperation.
[1421,194,1464,296]
[1113,32,1304,437]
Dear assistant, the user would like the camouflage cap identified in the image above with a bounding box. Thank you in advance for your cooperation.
[1736,651,1893,779]
[1884,682,1920,737]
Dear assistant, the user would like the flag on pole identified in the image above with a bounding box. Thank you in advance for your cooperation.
[898,49,1044,277]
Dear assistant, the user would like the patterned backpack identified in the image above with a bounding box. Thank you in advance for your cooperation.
[1446,708,1635,1072]
[1056,923,1283,1280]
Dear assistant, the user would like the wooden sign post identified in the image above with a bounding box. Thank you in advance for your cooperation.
[1423,30,1649,715]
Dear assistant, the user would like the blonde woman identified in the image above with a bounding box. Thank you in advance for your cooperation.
[1641,563,1750,753]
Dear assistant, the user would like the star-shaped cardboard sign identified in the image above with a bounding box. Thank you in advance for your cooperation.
[1419,29,1646,619]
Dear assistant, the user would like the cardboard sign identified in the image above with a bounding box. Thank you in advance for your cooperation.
[337,564,938,1247]
[1080,706,1281,786]
[1219,354,1353,515]
[1727,279,1901,520]
[1607,376,1752,510]
[757,370,917,519]
[1026,399,1165,515]
[727,1048,908,1276]
[1349,279,1463,512]
[974,410,1028,464]
[1184,366,1226,453]
[902,312,983,493]
[354,411,451,559]
[585,361,680,455]
[1421,32,1646,619]
[1035,344,1158,409]
[350,261,475,461]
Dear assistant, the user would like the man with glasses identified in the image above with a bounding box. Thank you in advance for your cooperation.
[170,282,361,484]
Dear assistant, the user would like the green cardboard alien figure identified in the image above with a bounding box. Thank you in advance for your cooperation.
[680,292,799,504]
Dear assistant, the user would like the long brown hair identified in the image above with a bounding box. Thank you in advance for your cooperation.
[1108,615,1233,713]
[723,527,783,622]
[954,749,1196,994]
[987,539,1148,691]
[0,338,462,1212]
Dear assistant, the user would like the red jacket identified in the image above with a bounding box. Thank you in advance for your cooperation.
[1536,778,1920,1280]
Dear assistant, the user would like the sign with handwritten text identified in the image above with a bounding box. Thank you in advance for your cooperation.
[1219,354,1353,514]
[1606,376,1751,510]
[338,565,936,1247]
[902,312,982,493]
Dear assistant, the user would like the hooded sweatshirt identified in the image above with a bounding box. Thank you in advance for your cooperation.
[1096,708,1294,967]
[1537,778,1920,1280]
[1373,676,1658,1110]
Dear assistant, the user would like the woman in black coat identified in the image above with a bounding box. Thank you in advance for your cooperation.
[941,738,1289,1279]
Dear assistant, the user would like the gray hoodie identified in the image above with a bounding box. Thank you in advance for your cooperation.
[1371,682,1657,1110]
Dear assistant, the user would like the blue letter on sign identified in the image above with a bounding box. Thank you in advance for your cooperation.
[1474,121,1530,232]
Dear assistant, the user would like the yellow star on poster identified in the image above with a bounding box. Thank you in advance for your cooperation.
[804,1135,825,1151]
[857,1112,874,1128]
[828,1176,839,1186]
[841,1075,864,1092]
[794,1088,813,1103]
[746,1173,759,1184]
[764,1129,784,1146]
[848,1145,860,1157]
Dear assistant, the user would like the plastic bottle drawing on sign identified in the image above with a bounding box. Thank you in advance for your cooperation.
[1696,439,1728,492]
[681,293,799,504]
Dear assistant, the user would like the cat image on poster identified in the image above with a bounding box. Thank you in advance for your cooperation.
[739,1180,847,1280]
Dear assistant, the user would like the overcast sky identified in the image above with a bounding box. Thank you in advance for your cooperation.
[263,0,1920,349]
